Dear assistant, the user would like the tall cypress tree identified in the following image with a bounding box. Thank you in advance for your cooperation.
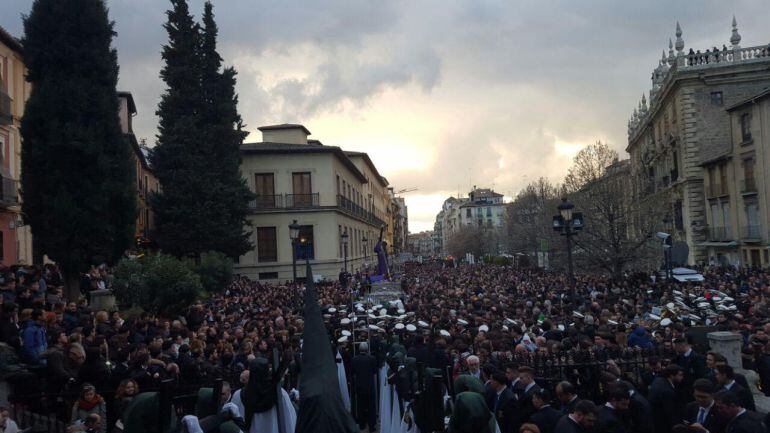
[20,0,136,297]
[151,0,205,258]
[152,0,252,259]
[198,1,253,257]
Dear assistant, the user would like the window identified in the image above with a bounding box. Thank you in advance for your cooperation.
[336,175,340,196]
[296,225,314,259]
[292,172,312,206]
[258,272,278,280]
[740,113,752,142]
[710,91,723,106]
[721,202,731,236]
[144,175,148,195]
[486,207,492,217]
[674,200,684,230]
[719,164,728,195]
[710,203,720,227]
[744,158,756,191]
[466,208,471,218]
[256,227,277,262]
[255,173,275,202]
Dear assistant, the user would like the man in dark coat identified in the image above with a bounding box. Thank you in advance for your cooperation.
[553,400,598,433]
[678,378,725,433]
[488,372,517,433]
[598,384,630,433]
[715,365,756,412]
[674,337,707,401]
[350,342,377,431]
[556,381,579,414]
[707,390,766,433]
[621,380,653,433]
[529,388,561,433]
[517,366,541,424]
[0,302,20,351]
[649,364,685,433]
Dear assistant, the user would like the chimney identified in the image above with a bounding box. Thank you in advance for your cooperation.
[258,124,311,145]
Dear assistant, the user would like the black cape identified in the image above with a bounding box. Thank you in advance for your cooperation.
[296,262,359,433]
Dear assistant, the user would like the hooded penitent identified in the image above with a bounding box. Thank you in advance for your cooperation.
[242,357,277,428]
[296,262,359,433]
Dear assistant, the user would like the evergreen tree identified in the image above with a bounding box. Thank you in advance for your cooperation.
[20,0,136,297]
[152,0,252,259]
[198,1,253,257]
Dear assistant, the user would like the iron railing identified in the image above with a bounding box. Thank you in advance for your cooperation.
[286,193,319,208]
[250,194,283,209]
[337,194,386,226]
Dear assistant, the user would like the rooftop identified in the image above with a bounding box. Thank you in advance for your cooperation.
[257,123,311,135]
[0,25,22,54]
[240,141,368,183]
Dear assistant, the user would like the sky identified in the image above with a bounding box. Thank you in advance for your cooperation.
[3,1,769,232]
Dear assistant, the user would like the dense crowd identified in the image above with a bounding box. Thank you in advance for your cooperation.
[0,260,769,433]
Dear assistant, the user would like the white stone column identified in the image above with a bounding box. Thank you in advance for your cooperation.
[708,331,770,413]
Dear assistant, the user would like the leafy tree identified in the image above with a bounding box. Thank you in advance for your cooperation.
[197,250,233,292]
[151,0,252,260]
[20,0,136,298]
[565,142,663,278]
[112,253,202,317]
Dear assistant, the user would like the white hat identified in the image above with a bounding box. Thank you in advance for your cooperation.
[479,324,489,332]
[397,309,406,314]
[660,318,672,327]
[395,323,405,330]
[341,330,351,336]
[368,324,380,331]
[329,307,337,313]
[341,318,351,325]
[439,330,451,337]
[573,311,584,319]
[607,319,618,325]
[558,324,565,331]
[648,314,661,321]
[338,335,348,343]
[379,309,387,316]
[418,320,429,328]
[502,325,509,331]
[458,319,469,325]
[406,324,417,332]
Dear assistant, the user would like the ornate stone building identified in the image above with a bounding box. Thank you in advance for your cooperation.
[627,18,770,265]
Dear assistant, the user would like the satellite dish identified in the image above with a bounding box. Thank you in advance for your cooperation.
[671,241,689,266]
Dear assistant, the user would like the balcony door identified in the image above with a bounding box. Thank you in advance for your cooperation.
[255,173,275,207]
[292,172,312,206]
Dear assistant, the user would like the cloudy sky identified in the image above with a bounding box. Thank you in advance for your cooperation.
[3,1,769,232]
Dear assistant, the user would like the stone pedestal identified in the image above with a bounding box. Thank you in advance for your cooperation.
[89,289,116,312]
[708,331,770,414]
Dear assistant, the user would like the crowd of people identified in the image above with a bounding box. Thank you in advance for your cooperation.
[0,260,769,433]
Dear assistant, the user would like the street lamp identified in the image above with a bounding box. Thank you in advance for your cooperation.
[289,220,300,282]
[362,236,369,267]
[341,229,349,272]
[552,197,583,286]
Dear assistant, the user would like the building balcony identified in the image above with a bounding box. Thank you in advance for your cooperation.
[705,183,728,198]
[248,193,318,211]
[741,178,758,195]
[337,194,386,227]
[741,225,762,240]
[250,194,283,209]
[0,177,19,207]
[706,226,732,242]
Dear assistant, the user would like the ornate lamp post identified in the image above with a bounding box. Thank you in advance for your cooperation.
[289,220,300,282]
[362,236,369,267]
[552,198,583,286]
[341,229,349,272]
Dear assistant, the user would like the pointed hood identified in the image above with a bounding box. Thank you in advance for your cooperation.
[296,262,359,433]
